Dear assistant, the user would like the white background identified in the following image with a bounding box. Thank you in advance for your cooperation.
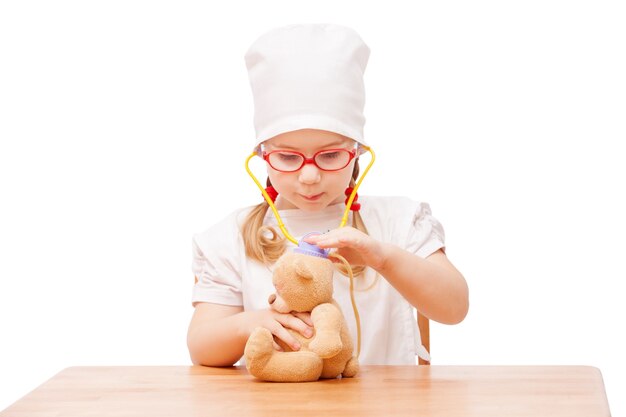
[1,0,624,414]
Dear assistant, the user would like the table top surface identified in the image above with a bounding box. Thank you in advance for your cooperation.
[0,365,611,417]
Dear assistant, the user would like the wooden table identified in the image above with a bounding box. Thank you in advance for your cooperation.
[0,365,611,416]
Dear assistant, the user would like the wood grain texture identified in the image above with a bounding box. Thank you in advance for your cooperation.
[1,365,611,417]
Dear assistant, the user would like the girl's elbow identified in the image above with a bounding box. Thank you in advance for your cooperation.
[187,330,211,366]
[440,303,468,325]
[443,284,469,325]
[188,347,237,367]
[192,357,237,368]
[187,335,239,367]
[451,286,469,324]
[187,341,203,366]
[451,299,469,324]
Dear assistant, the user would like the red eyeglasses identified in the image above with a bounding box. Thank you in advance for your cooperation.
[262,148,357,172]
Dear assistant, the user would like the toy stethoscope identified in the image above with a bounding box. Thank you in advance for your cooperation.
[245,144,376,357]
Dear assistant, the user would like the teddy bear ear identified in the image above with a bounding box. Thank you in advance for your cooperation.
[294,257,315,280]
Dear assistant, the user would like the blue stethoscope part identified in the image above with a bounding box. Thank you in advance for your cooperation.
[293,232,330,258]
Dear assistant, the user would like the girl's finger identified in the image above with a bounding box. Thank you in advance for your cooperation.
[292,311,314,327]
[276,313,314,338]
[303,235,320,244]
[312,237,341,248]
[271,325,301,351]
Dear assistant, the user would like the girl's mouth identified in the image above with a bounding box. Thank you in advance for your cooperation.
[301,193,323,201]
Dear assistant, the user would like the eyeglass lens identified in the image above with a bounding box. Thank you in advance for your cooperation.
[269,150,351,172]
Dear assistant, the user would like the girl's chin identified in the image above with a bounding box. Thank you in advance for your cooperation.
[275,194,344,211]
[276,198,325,212]
[286,201,326,212]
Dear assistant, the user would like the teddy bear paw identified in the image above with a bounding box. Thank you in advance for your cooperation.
[309,334,342,359]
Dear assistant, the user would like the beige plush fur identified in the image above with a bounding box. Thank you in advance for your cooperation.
[244,252,359,382]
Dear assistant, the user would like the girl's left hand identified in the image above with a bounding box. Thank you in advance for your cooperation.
[304,227,387,270]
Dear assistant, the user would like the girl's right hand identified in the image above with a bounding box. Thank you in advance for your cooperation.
[243,309,314,352]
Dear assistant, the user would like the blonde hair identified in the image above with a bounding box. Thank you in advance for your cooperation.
[241,161,368,277]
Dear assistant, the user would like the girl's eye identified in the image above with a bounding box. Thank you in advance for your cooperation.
[277,153,301,162]
[318,151,340,161]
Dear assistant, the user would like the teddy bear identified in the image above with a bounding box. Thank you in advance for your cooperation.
[244,239,359,382]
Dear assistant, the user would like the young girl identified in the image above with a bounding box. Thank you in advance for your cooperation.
[187,24,468,367]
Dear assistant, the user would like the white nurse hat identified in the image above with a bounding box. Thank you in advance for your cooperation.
[244,24,370,151]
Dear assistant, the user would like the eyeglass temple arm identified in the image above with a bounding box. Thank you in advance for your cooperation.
[245,152,298,244]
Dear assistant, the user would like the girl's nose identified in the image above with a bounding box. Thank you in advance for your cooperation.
[298,163,321,184]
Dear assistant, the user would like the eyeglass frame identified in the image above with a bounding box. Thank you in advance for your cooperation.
[262,147,358,172]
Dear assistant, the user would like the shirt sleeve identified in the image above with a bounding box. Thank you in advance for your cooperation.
[191,211,245,307]
[404,201,446,259]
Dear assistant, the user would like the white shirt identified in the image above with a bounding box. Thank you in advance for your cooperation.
[191,195,445,365]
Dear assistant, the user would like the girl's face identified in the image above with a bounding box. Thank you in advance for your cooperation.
[263,129,357,211]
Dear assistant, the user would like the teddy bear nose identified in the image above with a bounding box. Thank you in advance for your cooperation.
[268,294,277,305]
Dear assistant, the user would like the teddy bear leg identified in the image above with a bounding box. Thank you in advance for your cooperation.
[341,355,359,378]
[319,358,346,379]
[244,327,276,374]
[319,353,359,379]
[244,327,324,382]
[259,350,324,382]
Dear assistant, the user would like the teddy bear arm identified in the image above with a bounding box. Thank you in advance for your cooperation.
[311,302,343,329]
[309,303,343,358]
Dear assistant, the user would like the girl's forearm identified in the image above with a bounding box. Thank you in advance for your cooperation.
[187,312,249,367]
[375,244,469,325]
